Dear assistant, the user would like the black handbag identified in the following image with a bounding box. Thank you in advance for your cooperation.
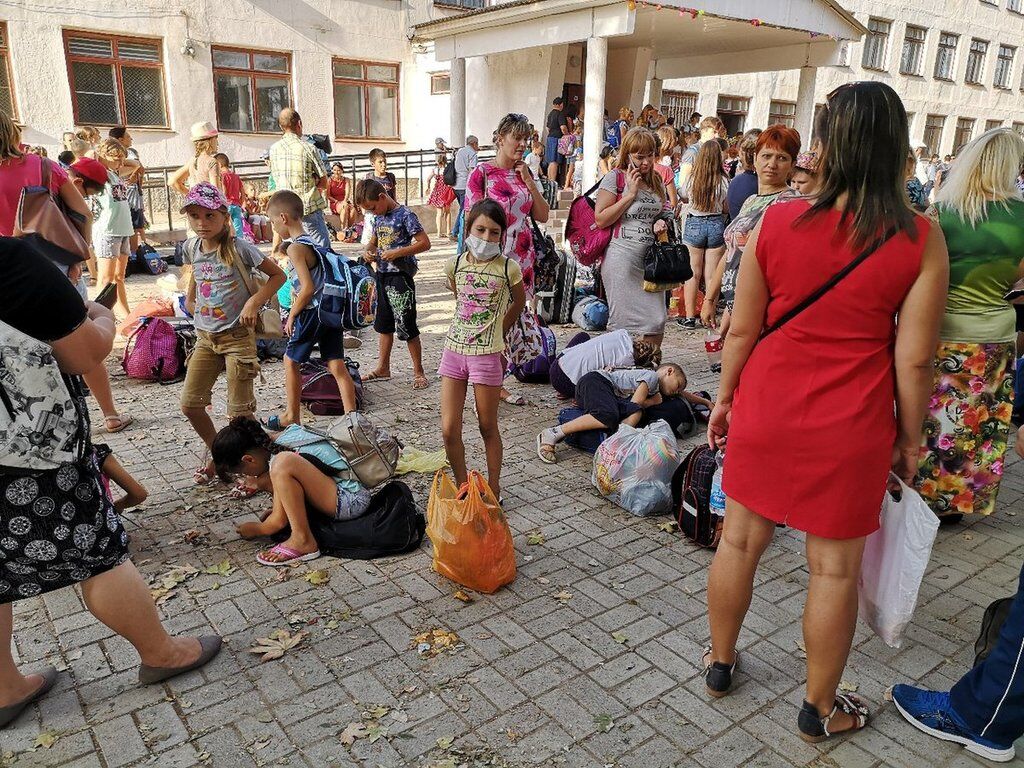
[530,214,560,294]
[643,212,692,292]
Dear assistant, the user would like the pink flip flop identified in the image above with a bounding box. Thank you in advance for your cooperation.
[256,544,321,567]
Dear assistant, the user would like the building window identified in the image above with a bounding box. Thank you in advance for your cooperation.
[862,18,891,70]
[965,39,988,84]
[332,59,400,140]
[1014,121,1024,136]
[63,31,167,127]
[430,73,450,95]
[716,95,749,135]
[661,90,698,126]
[985,119,1004,132]
[0,24,15,119]
[836,41,850,67]
[954,117,976,149]
[923,114,945,154]
[768,100,796,128]
[934,32,959,80]
[211,47,291,134]
[900,25,927,76]
[994,45,1016,88]
[1011,0,1023,13]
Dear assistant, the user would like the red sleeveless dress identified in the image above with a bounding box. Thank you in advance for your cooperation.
[722,199,929,539]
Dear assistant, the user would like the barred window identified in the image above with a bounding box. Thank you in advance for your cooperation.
[64,31,166,127]
[0,24,15,119]
[954,117,976,150]
[923,114,945,154]
[862,18,891,71]
[994,45,1015,88]
[934,32,959,80]
[965,39,989,84]
[900,25,927,76]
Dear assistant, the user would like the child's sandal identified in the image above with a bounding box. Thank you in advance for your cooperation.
[797,694,870,743]
[256,544,321,567]
[193,466,217,485]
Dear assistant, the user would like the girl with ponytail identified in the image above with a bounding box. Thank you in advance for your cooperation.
[211,417,370,566]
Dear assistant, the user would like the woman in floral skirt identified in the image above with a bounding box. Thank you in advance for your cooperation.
[916,128,1024,522]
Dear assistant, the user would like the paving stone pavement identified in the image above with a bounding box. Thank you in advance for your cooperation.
[3,241,1023,768]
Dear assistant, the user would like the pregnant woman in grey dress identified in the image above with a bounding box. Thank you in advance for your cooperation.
[594,126,670,347]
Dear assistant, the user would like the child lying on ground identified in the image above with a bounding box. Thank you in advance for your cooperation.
[537,363,704,463]
[549,329,662,399]
[211,417,370,566]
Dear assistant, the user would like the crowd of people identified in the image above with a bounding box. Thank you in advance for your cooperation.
[0,80,1023,761]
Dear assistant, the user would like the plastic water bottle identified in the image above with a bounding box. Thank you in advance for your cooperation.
[709,450,726,518]
[705,330,723,374]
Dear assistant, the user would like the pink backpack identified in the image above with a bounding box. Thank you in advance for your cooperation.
[565,170,625,267]
[122,317,183,382]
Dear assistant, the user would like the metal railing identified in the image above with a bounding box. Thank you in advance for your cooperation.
[140,144,495,235]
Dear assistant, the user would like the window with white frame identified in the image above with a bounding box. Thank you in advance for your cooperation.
[900,25,927,75]
[954,117,976,149]
[862,18,892,70]
[934,32,959,80]
[768,101,796,128]
[994,45,1016,88]
[965,39,989,84]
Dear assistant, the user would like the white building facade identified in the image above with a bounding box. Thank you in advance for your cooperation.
[660,0,1024,155]
[3,0,468,167]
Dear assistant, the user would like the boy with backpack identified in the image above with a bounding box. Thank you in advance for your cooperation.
[355,179,431,390]
[266,190,360,427]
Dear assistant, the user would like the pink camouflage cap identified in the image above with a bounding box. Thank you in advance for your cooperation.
[179,181,228,213]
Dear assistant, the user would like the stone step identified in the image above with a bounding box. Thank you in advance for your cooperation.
[557,188,575,202]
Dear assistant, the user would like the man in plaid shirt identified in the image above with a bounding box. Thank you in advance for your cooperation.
[269,108,332,248]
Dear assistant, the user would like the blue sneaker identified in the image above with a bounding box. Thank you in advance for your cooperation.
[891,685,1016,763]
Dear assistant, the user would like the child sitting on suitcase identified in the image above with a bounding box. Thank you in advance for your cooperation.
[536,363,688,464]
[212,417,370,566]
[264,190,360,429]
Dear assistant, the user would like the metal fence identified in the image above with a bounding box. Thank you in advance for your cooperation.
[140,144,495,234]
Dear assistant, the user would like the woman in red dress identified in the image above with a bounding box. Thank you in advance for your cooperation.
[704,82,949,742]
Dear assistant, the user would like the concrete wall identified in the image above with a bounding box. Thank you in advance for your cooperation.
[10,0,448,166]
[662,0,1024,154]
[465,46,567,140]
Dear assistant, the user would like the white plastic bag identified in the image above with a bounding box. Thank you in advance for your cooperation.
[858,475,939,648]
[592,419,681,517]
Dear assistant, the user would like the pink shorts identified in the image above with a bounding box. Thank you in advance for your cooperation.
[438,349,505,387]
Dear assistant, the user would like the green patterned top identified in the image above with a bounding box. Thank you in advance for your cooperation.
[937,198,1024,343]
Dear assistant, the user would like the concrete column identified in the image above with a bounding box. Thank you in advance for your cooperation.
[794,65,817,150]
[583,36,608,190]
[645,77,663,111]
[449,57,466,146]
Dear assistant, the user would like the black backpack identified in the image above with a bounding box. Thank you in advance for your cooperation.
[974,597,1013,667]
[671,444,722,548]
[275,481,424,559]
[443,158,458,187]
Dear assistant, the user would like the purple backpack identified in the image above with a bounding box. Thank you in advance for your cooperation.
[122,317,183,382]
[511,326,557,384]
[300,358,364,415]
[565,170,624,267]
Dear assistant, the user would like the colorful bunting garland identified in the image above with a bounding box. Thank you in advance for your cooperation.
[625,1,833,40]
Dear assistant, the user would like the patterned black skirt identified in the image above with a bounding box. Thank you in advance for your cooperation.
[0,445,130,603]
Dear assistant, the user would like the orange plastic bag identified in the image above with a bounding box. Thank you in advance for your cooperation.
[426,470,516,594]
[119,297,175,337]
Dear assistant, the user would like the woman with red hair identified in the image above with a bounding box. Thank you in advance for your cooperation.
[703,125,800,334]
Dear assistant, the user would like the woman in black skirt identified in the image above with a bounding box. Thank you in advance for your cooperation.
[0,239,221,728]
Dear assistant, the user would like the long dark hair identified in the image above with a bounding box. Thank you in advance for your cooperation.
[211,416,286,481]
[799,81,918,250]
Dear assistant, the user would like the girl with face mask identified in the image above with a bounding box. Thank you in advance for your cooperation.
[439,200,527,500]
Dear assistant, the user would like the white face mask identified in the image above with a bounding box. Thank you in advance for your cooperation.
[466,234,501,261]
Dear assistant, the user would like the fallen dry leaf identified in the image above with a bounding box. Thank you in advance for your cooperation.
[839,680,859,693]
[795,640,807,659]
[303,569,331,586]
[884,686,894,701]
[249,629,307,662]
[339,721,369,746]
[537,577,551,585]
[593,713,614,733]
[363,705,390,720]
[657,521,679,533]
[526,531,546,545]
[453,589,473,603]
[204,559,234,577]
[32,730,59,750]
[412,628,462,658]
[554,590,573,602]
[611,632,628,645]
[436,735,455,750]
